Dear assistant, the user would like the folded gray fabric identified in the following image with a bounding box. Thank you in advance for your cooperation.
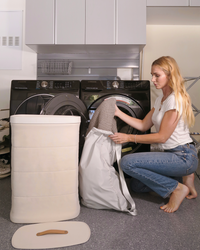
[86,98,117,135]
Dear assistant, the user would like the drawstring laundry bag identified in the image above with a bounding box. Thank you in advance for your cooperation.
[79,98,136,215]
[79,127,137,215]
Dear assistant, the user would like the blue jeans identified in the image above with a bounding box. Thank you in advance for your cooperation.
[120,144,198,198]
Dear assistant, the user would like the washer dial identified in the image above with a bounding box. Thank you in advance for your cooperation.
[41,81,48,88]
[112,81,119,88]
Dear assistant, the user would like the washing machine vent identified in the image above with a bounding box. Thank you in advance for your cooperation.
[40,60,73,75]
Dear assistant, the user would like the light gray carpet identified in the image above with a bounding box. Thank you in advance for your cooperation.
[0,173,200,250]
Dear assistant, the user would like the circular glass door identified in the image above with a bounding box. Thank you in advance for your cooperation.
[88,94,146,155]
[14,94,54,115]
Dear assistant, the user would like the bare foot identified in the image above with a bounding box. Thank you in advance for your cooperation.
[160,183,189,213]
[183,173,198,199]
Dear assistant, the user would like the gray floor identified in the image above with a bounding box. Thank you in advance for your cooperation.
[1,172,200,250]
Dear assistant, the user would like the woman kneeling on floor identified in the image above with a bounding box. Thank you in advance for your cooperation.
[109,56,198,213]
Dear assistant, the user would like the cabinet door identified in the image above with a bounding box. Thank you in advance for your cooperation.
[116,0,146,45]
[25,0,54,44]
[190,0,200,6]
[146,0,188,6]
[86,0,115,44]
[56,0,85,44]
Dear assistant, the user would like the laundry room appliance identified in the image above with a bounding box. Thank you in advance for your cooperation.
[10,80,89,156]
[80,80,151,157]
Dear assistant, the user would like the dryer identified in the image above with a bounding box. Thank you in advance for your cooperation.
[10,80,89,156]
[80,80,151,157]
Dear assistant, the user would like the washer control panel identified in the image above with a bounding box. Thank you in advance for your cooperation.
[36,80,80,90]
[81,80,149,91]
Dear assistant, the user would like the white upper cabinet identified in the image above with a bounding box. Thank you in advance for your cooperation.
[86,0,115,44]
[190,0,200,6]
[86,0,146,45]
[25,0,146,46]
[56,0,85,44]
[25,0,54,44]
[116,0,146,45]
[146,0,188,6]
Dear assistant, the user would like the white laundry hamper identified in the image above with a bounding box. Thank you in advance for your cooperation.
[10,115,81,223]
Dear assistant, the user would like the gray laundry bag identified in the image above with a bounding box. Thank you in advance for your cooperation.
[79,127,137,215]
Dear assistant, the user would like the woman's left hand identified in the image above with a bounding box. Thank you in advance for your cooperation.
[109,133,129,144]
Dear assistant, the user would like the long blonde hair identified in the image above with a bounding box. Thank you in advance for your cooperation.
[152,56,195,127]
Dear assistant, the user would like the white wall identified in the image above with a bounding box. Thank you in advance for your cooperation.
[143,25,200,134]
[0,0,36,119]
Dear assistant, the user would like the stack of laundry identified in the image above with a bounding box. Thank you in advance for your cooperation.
[0,118,10,179]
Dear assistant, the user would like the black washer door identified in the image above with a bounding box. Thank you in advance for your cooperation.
[87,94,146,155]
[41,93,89,154]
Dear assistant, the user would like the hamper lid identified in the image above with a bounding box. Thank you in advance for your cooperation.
[12,221,91,249]
[10,115,81,124]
